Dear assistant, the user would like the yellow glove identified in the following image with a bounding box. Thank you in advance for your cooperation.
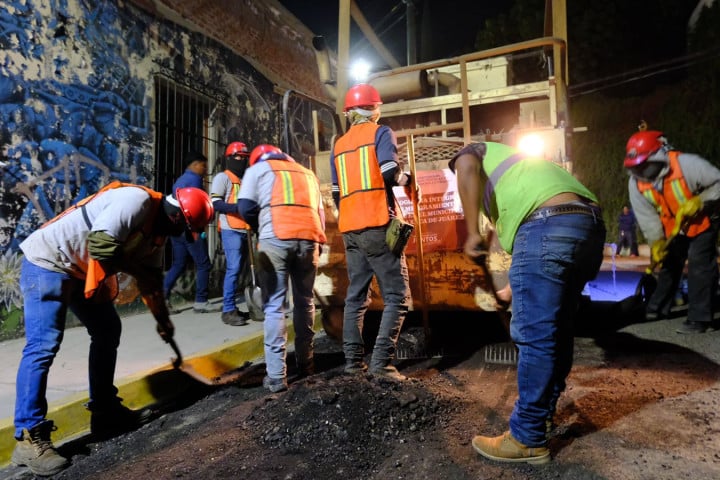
[675,196,703,227]
[651,239,668,264]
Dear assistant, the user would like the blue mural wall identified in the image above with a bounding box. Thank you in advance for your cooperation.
[0,0,279,336]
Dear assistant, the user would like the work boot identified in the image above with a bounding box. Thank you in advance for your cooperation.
[193,301,222,313]
[472,431,550,465]
[221,309,249,326]
[676,321,710,334]
[369,365,406,381]
[644,307,669,321]
[263,376,288,393]
[344,361,368,374]
[88,401,154,439]
[11,421,69,476]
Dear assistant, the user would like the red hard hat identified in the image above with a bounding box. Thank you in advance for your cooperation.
[225,142,249,157]
[624,131,665,168]
[175,187,214,232]
[343,83,382,111]
[249,144,283,166]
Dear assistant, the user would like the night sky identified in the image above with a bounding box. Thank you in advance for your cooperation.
[278,1,711,92]
[278,0,512,70]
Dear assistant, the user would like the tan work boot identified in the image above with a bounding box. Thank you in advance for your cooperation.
[472,430,550,465]
[369,365,406,381]
[11,421,70,476]
[344,361,368,374]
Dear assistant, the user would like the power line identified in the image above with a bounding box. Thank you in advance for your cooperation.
[569,46,720,97]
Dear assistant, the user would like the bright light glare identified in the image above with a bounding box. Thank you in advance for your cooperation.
[517,134,545,157]
[350,59,371,82]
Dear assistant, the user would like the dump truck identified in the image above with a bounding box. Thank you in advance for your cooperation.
[279,33,572,339]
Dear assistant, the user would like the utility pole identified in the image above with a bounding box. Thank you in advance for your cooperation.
[404,0,417,65]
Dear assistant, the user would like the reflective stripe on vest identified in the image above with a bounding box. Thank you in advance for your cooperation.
[636,151,711,237]
[223,170,251,230]
[266,160,327,243]
[333,123,389,232]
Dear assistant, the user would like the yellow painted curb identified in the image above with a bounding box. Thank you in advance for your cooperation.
[0,315,321,468]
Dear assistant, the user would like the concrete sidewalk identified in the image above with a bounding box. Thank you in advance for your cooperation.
[0,298,316,467]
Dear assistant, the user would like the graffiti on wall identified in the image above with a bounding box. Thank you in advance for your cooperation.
[0,0,280,334]
[0,0,152,257]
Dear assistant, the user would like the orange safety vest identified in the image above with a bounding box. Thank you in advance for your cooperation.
[222,170,251,230]
[636,151,711,238]
[265,159,327,243]
[333,122,390,232]
[42,181,165,301]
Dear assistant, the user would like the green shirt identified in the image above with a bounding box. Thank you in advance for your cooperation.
[483,142,598,252]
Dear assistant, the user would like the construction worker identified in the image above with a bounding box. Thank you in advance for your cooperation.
[625,130,720,333]
[163,151,221,314]
[13,183,213,476]
[210,142,253,326]
[451,142,605,465]
[330,83,412,381]
[238,145,326,393]
[616,205,640,257]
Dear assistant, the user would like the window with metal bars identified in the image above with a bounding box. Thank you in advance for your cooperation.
[153,76,225,282]
[153,76,222,194]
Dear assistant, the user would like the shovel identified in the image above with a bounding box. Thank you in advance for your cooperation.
[244,232,265,321]
[165,336,253,386]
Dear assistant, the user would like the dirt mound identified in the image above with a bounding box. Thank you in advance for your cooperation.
[248,372,447,475]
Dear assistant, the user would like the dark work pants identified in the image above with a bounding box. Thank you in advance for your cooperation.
[648,223,719,323]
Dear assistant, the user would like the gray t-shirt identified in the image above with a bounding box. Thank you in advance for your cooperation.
[20,187,164,278]
[237,161,277,240]
[210,171,245,231]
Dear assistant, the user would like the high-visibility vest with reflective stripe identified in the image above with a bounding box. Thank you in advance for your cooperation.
[265,159,327,243]
[636,151,711,238]
[42,181,164,300]
[333,122,389,232]
[223,170,251,230]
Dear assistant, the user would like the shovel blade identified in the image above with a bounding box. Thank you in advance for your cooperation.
[245,286,265,321]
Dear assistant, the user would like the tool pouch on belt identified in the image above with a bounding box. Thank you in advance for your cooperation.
[386,217,414,256]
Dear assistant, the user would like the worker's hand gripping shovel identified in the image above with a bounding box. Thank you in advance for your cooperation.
[244,232,264,321]
[467,227,511,312]
[469,228,517,366]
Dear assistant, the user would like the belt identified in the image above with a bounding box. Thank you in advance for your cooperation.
[524,202,600,223]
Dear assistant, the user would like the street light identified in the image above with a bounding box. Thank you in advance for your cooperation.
[350,59,371,82]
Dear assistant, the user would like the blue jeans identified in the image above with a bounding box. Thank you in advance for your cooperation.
[163,234,212,303]
[256,238,318,379]
[342,226,411,370]
[508,212,605,447]
[220,229,247,313]
[15,259,122,438]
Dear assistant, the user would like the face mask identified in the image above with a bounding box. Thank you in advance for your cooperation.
[227,157,248,178]
[630,161,665,181]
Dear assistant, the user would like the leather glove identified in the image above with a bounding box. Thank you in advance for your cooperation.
[651,239,668,264]
[675,196,703,226]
